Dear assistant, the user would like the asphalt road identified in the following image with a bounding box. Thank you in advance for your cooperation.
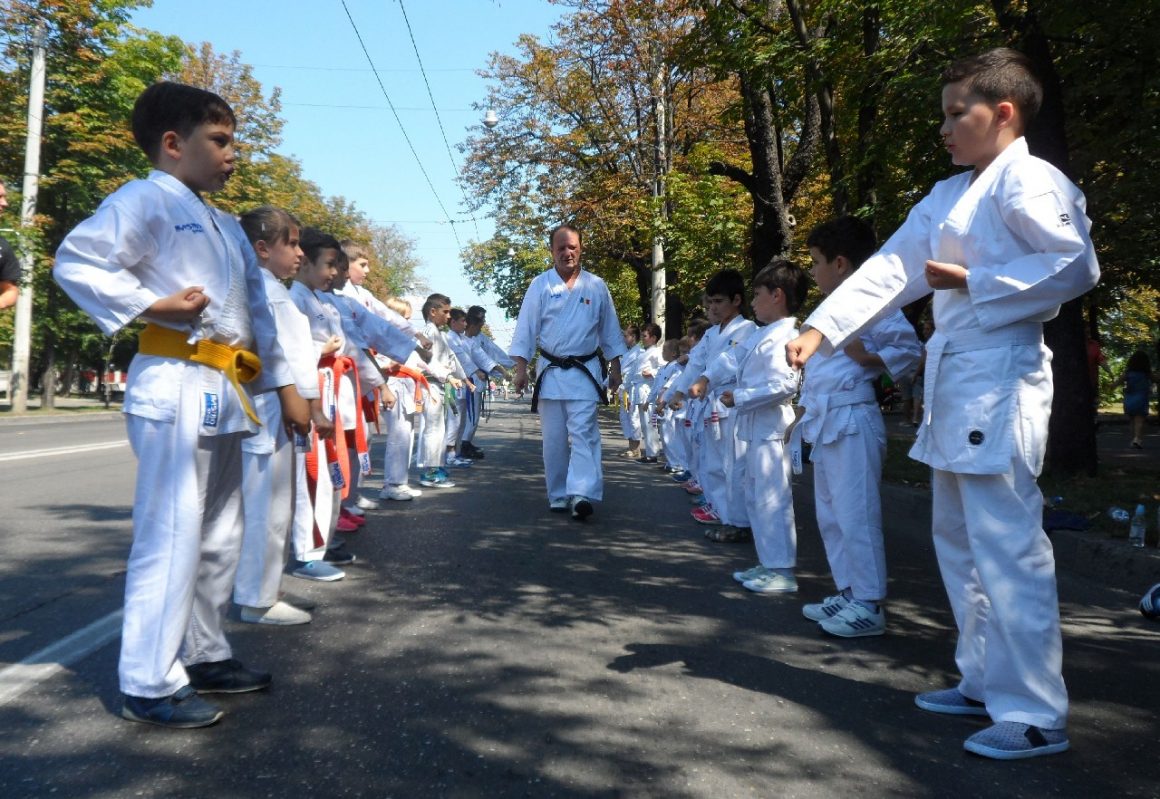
[0,401,1157,798]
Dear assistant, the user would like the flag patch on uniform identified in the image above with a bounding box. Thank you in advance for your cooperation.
[579,296,591,305]
[203,392,220,427]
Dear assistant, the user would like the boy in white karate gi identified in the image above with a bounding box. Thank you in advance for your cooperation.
[617,325,644,458]
[685,270,756,536]
[787,49,1099,760]
[792,217,920,628]
[725,260,809,594]
[510,225,626,520]
[633,323,665,464]
[54,82,312,728]
[461,305,514,459]
[417,293,467,488]
[652,338,684,472]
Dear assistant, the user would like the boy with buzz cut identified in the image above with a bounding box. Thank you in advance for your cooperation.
[787,48,1099,760]
[54,82,312,728]
[792,217,921,624]
[724,260,809,595]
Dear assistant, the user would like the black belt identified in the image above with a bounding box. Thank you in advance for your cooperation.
[530,349,605,413]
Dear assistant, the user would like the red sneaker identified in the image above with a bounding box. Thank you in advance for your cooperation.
[336,512,362,533]
[691,505,721,525]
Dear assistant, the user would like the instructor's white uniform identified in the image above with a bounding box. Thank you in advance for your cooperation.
[510,268,625,503]
[803,138,1099,730]
[54,171,292,698]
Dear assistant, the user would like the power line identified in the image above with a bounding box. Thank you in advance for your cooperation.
[339,0,461,252]
[396,0,480,239]
[253,63,475,73]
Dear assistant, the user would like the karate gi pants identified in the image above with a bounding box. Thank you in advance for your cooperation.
[383,400,416,486]
[699,414,748,527]
[932,460,1068,729]
[539,399,603,501]
[291,448,337,563]
[637,405,661,457]
[459,388,482,445]
[619,401,641,441]
[236,414,293,609]
[742,437,796,568]
[444,390,466,448]
[418,386,446,469]
[122,413,245,698]
[660,413,686,471]
[810,415,888,601]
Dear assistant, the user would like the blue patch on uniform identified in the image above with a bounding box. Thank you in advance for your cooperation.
[203,392,220,427]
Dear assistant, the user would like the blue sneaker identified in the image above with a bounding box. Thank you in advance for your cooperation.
[964,722,1069,760]
[122,685,223,729]
[671,470,692,483]
[915,688,988,716]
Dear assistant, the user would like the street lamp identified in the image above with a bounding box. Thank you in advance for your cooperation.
[483,109,499,130]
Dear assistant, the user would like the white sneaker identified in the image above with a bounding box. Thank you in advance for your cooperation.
[379,485,414,501]
[802,593,850,622]
[732,564,770,584]
[402,485,423,498]
[356,496,380,511]
[239,600,312,626]
[549,498,569,512]
[818,600,886,637]
[742,572,798,594]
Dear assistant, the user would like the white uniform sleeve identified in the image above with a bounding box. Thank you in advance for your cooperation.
[731,339,800,412]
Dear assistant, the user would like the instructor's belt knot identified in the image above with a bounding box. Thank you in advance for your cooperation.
[530,348,604,413]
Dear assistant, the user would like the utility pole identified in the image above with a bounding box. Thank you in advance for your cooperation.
[650,46,667,334]
[11,20,47,413]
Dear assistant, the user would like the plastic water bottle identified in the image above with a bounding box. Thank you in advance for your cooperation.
[1129,504,1146,548]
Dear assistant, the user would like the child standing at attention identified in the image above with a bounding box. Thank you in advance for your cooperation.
[234,207,332,626]
[793,217,920,632]
[724,260,809,594]
[787,49,1099,760]
[53,82,311,728]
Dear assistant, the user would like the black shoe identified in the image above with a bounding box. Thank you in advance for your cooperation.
[186,658,272,694]
[570,497,593,521]
[122,685,223,728]
[462,443,485,459]
[635,456,658,464]
[324,547,356,564]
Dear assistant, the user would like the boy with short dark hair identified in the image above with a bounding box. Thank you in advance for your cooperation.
[54,82,311,728]
[787,48,1099,759]
[724,260,809,594]
[793,216,920,622]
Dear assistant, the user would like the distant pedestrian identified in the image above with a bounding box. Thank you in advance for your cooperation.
[0,181,19,311]
[1112,350,1152,449]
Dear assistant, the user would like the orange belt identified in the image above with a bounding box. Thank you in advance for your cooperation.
[386,363,430,408]
[138,323,262,424]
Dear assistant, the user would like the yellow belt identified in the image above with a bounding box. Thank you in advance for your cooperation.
[138,323,263,425]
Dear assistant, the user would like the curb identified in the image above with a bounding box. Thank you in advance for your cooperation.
[0,409,123,426]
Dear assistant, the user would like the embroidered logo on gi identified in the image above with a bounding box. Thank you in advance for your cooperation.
[968,430,984,445]
[578,296,591,305]
[1058,212,1071,227]
[203,392,220,427]
[174,222,206,234]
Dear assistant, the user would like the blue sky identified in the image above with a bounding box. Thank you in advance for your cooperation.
[131,0,564,346]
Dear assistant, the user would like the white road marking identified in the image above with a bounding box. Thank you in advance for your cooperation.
[0,611,122,706]
[0,441,128,463]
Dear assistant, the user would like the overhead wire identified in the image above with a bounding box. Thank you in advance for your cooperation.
[395,0,481,240]
[339,0,461,252]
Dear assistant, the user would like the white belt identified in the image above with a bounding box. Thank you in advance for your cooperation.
[790,382,877,474]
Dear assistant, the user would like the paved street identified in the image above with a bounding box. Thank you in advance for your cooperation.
[0,400,1157,798]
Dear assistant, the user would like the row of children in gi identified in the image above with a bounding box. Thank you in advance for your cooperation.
[52,81,510,730]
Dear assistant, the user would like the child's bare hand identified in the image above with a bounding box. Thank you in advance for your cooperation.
[381,386,397,411]
[416,334,433,350]
[786,329,824,369]
[925,260,968,290]
[277,386,312,435]
[321,335,342,356]
[720,390,735,408]
[148,286,210,322]
[310,398,335,439]
[688,377,709,399]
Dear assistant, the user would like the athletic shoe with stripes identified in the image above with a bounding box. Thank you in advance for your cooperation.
[818,599,885,637]
[801,593,850,622]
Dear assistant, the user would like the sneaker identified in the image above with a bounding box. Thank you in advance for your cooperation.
[549,498,569,513]
[963,722,1069,760]
[340,507,366,526]
[683,482,703,496]
[802,594,851,622]
[691,505,722,525]
[446,455,473,467]
[436,467,452,479]
[122,685,223,729]
[743,572,798,593]
[336,514,361,533]
[239,600,312,626]
[732,564,771,584]
[819,600,886,637]
[290,560,345,582]
[671,470,692,483]
[324,547,356,565]
[279,591,318,611]
[422,471,456,488]
[635,456,658,464]
[402,485,423,497]
[570,496,593,520]
[418,471,442,487]
[914,688,988,716]
[186,658,272,694]
[355,495,380,511]
[379,485,414,501]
